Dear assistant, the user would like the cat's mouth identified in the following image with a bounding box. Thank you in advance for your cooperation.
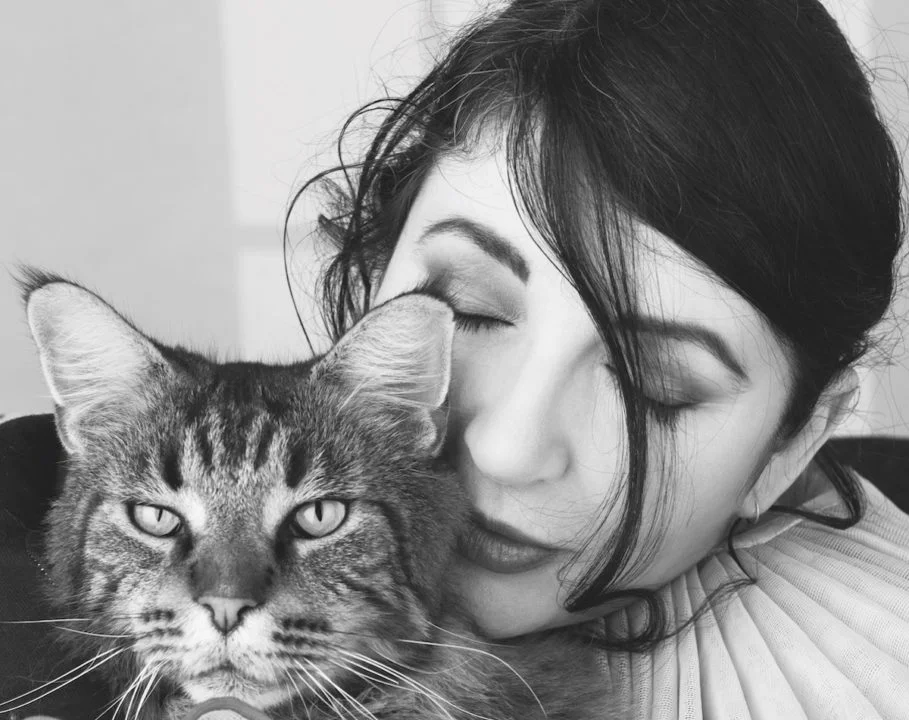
[195,661,241,679]
[192,662,276,688]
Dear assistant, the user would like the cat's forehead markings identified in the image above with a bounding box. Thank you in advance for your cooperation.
[284,444,309,489]
[193,421,214,468]
[161,445,183,490]
[283,448,325,491]
[253,421,276,471]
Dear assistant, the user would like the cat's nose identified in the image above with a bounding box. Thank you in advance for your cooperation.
[197,595,258,634]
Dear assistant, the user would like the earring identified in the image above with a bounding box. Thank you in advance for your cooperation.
[751,497,761,524]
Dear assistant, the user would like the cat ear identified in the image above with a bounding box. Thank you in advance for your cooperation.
[23,273,171,455]
[315,293,455,456]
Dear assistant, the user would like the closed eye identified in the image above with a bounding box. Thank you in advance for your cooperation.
[453,311,512,333]
[406,277,519,335]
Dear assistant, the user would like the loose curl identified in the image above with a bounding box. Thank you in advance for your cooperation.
[285,0,904,650]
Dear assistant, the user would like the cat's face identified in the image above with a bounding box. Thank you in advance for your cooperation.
[25,273,460,712]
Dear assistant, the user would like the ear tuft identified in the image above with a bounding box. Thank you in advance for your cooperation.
[15,266,76,305]
[24,273,170,454]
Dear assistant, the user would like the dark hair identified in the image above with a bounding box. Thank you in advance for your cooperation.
[285,0,904,650]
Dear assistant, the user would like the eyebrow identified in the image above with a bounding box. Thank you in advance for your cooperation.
[418,217,746,380]
[418,217,530,283]
[632,317,749,382]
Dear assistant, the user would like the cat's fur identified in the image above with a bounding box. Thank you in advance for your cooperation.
[20,272,615,720]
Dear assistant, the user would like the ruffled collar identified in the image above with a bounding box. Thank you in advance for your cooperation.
[597,475,909,719]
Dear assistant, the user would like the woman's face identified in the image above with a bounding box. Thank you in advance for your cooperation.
[374,143,796,638]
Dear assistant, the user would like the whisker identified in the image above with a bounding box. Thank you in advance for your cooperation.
[377,646,518,720]
[294,664,349,720]
[0,646,127,714]
[391,638,545,716]
[324,657,389,694]
[301,657,377,720]
[94,691,123,720]
[132,663,161,720]
[426,621,510,647]
[0,612,148,636]
[293,623,506,662]
[55,625,135,640]
[96,665,143,720]
[282,667,310,719]
[326,655,401,688]
[115,664,148,720]
[337,650,462,720]
[0,617,100,625]
[362,644,474,678]
[327,656,439,715]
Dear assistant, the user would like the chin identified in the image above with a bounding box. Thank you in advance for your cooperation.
[450,555,553,637]
[183,673,291,710]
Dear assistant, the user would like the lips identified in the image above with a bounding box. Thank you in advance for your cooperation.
[457,512,565,574]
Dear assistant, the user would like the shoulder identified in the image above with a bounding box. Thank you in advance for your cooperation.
[0,413,64,534]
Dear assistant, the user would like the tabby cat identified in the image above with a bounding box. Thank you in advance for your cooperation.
[16,273,614,720]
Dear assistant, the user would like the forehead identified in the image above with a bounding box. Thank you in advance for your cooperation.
[401,147,792,385]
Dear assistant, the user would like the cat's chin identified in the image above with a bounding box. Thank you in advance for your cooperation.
[182,673,290,711]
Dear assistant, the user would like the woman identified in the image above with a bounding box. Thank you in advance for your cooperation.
[289,0,909,716]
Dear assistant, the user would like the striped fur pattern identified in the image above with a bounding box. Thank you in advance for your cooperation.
[20,273,615,720]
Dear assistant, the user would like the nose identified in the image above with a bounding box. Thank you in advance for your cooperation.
[198,595,258,634]
[462,366,570,487]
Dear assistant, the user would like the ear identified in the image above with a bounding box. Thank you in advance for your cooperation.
[739,368,860,519]
[313,293,455,456]
[24,273,171,455]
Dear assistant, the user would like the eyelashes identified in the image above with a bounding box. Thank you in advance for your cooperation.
[602,362,698,428]
[452,312,508,333]
[643,397,694,428]
[406,276,515,334]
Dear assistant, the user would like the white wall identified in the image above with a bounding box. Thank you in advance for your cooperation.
[835,0,909,435]
[0,1,431,413]
[219,0,432,362]
[2,1,907,436]
[0,2,236,415]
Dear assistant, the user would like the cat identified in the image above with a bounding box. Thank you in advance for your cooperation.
[14,271,616,720]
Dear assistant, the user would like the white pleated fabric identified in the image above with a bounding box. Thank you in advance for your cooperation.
[600,479,909,720]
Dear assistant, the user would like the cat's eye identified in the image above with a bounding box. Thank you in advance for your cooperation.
[129,503,183,538]
[290,500,347,539]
